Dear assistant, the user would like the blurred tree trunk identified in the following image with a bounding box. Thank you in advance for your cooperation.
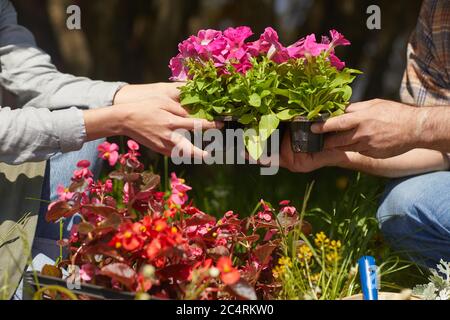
[143,0,200,82]
[47,0,92,76]
[80,0,122,80]
[12,0,63,68]
[10,0,423,98]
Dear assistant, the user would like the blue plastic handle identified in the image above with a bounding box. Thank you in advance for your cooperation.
[358,256,378,300]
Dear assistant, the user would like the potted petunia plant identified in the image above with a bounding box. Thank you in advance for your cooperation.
[169,27,361,158]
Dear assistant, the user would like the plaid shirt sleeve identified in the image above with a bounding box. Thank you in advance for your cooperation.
[400,0,450,106]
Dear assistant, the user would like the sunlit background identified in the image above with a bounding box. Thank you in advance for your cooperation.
[10,0,423,221]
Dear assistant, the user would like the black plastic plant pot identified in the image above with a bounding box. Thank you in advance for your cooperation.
[289,115,328,153]
[203,115,244,152]
[23,271,136,300]
[214,115,242,131]
[211,116,284,159]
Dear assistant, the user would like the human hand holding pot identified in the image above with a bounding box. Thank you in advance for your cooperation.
[84,96,222,158]
[311,99,421,159]
[279,130,349,173]
[113,82,183,105]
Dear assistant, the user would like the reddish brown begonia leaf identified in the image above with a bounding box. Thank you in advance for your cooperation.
[206,245,230,258]
[156,264,191,281]
[109,171,140,182]
[227,279,257,300]
[45,201,79,223]
[99,263,136,289]
[77,222,95,235]
[41,264,63,279]
[85,244,124,262]
[141,172,161,191]
[253,244,277,266]
[185,213,216,227]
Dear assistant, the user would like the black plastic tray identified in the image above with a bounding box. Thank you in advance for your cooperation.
[23,271,136,300]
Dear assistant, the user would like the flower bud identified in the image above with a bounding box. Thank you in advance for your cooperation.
[209,267,220,278]
[135,292,151,300]
[142,264,156,279]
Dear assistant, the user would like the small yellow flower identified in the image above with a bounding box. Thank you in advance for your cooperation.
[298,245,312,259]
[310,273,320,282]
[314,231,330,247]
[278,257,293,268]
[297,245,313,267]
[329,240,342,249]
[272,266,282,279]
[273,256,293,278]
[273,265,286,278]
[326,251,340,263]
[336,176,349,190]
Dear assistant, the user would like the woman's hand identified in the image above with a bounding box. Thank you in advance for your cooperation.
[113,82,183,105]
[84,95,222,158]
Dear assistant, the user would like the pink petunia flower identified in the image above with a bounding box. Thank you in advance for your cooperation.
[329,29,351,47]
[196,29,227,57]
[257,27,291,64]
[258,27,281,53]
[303,34,329,57]
[329,53,346,70]
[169,54,189,81]
[223,26,253,47]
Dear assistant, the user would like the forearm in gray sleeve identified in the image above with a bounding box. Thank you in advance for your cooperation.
[0,106,86,165]
[0,0,127,110]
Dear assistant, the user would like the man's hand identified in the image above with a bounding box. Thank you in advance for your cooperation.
[311,99,421,159]
[113,82,182,105]
[279,131,348,172]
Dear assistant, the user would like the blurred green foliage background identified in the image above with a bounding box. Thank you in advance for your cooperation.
[12,0,423,219]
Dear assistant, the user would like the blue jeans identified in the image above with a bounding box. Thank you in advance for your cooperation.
[34,139,105,259]
[377,171,450,268]
[14,139,104,299]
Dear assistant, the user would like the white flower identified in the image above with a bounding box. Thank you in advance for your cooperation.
[413,260,450,300]
[209,267,220,278]
[142,265,156,279]
[437,288,450,301]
